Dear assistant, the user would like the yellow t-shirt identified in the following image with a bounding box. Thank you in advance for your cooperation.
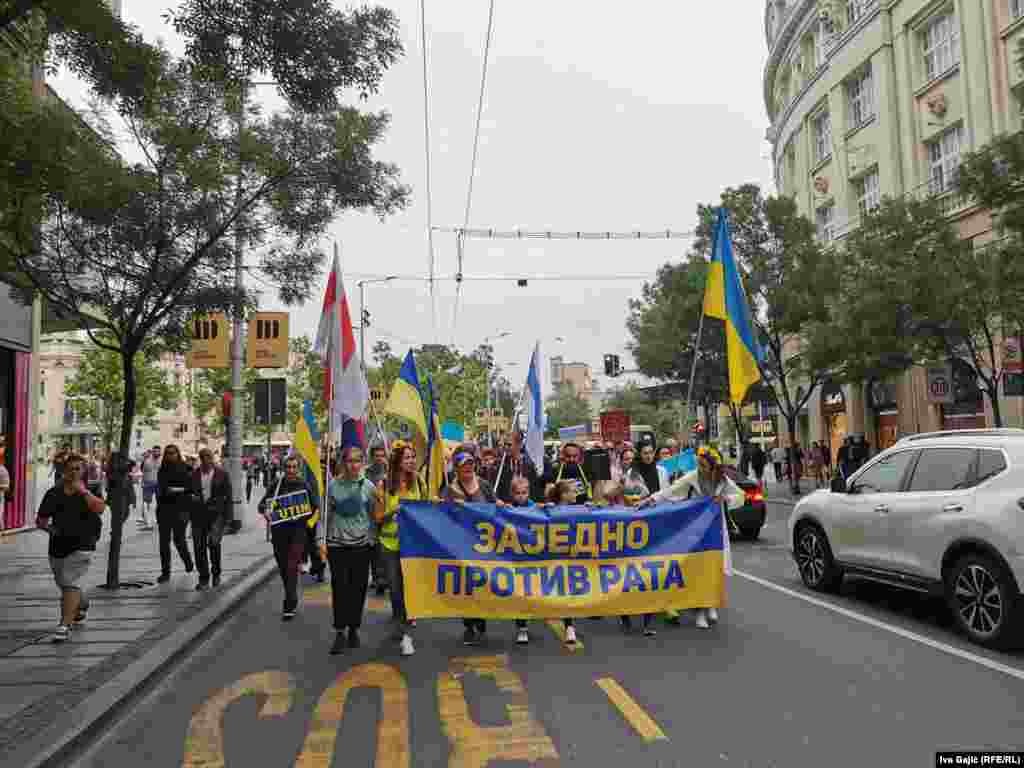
[379,480,426,552]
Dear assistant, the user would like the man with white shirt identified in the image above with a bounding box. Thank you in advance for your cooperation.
[190,449,232,590]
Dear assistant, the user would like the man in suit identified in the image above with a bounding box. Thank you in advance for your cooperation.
[191,448,232,590]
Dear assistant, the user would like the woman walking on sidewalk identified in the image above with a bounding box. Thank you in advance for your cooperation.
[156,445,194,584]
[375,442,424,656]
[35,453,105,642]
[259,457,320,621]
[325,446,378,655]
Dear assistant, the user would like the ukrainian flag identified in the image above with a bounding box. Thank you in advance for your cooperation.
[426,376,447,500]
[385,350,428,454]
[703,208,764,405]
[293,399,323,529]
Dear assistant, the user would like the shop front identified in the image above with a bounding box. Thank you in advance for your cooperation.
[820,379,847,464]
[867,376,899,452]
[941,359,987,430]
[0,283,33,531]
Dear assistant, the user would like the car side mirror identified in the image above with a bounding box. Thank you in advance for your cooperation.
[830,476,847,493]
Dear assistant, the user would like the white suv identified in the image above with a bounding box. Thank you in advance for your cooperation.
[787,429,1024,650]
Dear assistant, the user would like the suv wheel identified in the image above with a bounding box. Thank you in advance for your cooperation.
[946,553,1022,650]
[794,523,842,593]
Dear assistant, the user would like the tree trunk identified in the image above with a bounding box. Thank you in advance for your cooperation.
[986,382,1003,428]
[786,414,801,495]
[104,347,139,590]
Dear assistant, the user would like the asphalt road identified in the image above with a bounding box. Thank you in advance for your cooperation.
[73,499,1024,768]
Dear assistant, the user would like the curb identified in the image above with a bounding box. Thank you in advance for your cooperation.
[11,555,278,768]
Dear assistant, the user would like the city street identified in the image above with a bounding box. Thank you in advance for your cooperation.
[70,497,1024,768]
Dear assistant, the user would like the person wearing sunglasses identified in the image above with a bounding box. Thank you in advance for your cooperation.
[639,445,744,629]
[444,447,497,646]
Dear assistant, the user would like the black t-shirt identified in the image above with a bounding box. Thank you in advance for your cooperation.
[40,487,100,558]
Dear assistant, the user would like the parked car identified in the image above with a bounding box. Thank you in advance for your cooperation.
[722,466,766,540]
[786,429,1024,650]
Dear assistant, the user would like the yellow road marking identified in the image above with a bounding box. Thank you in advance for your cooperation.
[595,677,668,743]
[545,620,585,653]
[183,671,294,767]
[295,663,409,768]
[438,654,559,768]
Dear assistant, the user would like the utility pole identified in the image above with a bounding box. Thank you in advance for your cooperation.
[227,81,247,531]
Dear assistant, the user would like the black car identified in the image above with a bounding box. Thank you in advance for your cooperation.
[722,466,766,540]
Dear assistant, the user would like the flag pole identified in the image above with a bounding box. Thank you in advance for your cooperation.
[682,309,706,448]
[494,383,528,491]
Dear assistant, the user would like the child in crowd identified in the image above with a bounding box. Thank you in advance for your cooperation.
[538,479,579,645]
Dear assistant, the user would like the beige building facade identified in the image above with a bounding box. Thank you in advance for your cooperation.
[763,0,1024,457]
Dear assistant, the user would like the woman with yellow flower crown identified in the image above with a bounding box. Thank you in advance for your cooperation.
[640,445,744,629]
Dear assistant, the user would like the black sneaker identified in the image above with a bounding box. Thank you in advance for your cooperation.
[643,624,657,637]
[462,627,478,646]
[74,610,88,625]
[282,609,296,621]
[196,581,209,591]
[619,616,632,632]
[211,575,221,588]
[184,560,194,574]
[347,628,361,649]
[157,573,171,584]
[329,633,347,655]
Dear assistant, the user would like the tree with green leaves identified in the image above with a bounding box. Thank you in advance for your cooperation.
[3,3,408,587]
[545,383,592,438]
[64,336,179,453]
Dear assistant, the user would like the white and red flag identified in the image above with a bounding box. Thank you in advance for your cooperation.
[314,244,369,431]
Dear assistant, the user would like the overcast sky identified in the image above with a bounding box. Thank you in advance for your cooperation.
[53,1,773,393]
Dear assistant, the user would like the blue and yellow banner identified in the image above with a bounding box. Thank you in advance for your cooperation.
[267,490,315,527]
[399,499,725,619]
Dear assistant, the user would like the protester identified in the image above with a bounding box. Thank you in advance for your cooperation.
[771,442,785,483]
[245,459,257,504]
[749,442,767,485]
[325,446,378,655]
[191,448,231,590]
[445,447,498,645]
[505,476,542,645]
[544,442,591,504]
[51,444,71,486]
[36,453,105,642]
[259,456,319,621]
[374,442,423,656]
[139,447,159,530]
[365,443,390,595]
[156,445,194,584]
[807,442,823,489]
[494,430,541,503]
[641,445,744,629]
[629,440,669,499]
[539,479,580,644]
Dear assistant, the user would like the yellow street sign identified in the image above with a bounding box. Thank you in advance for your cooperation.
[247,312,289,368]
[187,313,229,368]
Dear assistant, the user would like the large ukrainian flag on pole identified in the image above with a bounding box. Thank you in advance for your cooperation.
[385,350,428,455]
[703,208,764,405]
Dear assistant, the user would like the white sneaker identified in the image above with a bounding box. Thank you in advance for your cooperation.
[695,610,710,630]
[400,634,415,656]
[516,629,529,645]
[52,624,71,643]
[707,607,719,624]
[564,625,578,644]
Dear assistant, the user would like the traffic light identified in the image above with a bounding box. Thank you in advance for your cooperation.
[361,309,371,328]
[613,354,621,376]
[604,354,614,376]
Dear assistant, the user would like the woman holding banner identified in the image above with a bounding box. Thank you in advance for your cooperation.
[374,442,425,657]
[325,446,378,655]
[641,446,744,629]
[259,457,319,622]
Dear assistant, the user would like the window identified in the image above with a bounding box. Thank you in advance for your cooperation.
[815,204,835,243]
[846,63,875,129]
[850,450,916,494]
[907,448,975,492]
[975,449,1007,484]
[813,110,832,164]
[847,0,878,25]
[923,12,960,81]
[928,124,965,194]
[1011,0,1024,21]
[856,169,881,214]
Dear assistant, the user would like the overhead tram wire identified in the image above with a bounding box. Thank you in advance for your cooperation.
[451,0,496,347]
[433,226,698,240]
[419,0,439,342]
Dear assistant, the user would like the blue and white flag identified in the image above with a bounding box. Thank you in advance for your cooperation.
[524,342,546,470]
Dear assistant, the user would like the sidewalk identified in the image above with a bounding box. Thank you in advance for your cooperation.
[0,492,279,768]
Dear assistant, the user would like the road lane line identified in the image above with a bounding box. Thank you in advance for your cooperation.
[734,569,1024,683]
[595,677,668,743]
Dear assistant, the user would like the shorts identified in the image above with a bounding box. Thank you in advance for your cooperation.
[50,551,92,592]
[143,482,158,504]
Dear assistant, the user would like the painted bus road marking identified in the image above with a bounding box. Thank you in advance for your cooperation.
[545,620,585,653]
[295,663,410,768]
[595,677,668,743]
[438,654,559,768]
[182,671,294,768]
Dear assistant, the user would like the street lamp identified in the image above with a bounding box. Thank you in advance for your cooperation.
[357,276,398,372]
